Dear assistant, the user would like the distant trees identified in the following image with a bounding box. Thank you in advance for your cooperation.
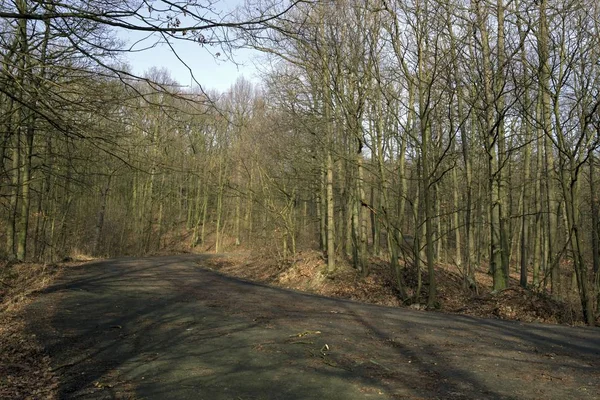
[0,0,300,261]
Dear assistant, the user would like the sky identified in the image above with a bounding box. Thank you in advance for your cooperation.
[117,1,263,93]
[121,33,261,92]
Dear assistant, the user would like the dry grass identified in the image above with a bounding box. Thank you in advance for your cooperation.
[202,249,587,326]
[0,261,69,400]
[1,262,60,312]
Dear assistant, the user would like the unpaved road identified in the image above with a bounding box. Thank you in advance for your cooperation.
[27,255,600,399]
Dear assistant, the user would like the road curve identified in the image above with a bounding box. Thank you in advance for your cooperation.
[27,255,600,399]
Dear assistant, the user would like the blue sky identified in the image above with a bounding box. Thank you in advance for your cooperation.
[120,31,260,92]
[117,0,262,92]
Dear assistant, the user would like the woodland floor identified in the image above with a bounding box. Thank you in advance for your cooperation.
[203,249,590,325]
[2,253,599,399]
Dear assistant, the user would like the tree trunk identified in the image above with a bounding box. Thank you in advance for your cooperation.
[476,0,507,290]
[590,155,600,312]
[93,176,111,256]
[16,125,33,261]
[326,150,335,273]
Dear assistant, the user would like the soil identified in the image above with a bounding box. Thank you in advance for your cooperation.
[23,254,600,399]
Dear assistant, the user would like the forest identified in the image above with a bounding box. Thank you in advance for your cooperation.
[1,0,600,326]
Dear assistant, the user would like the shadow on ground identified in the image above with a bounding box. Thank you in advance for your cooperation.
[27,255,600,399]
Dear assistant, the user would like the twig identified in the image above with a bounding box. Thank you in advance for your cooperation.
[0,279,14,288]
[289,340,314,345]
[50,361,79,372]
[369,359,391,371]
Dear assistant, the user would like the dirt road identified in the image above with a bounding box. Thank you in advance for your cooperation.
[27,255,600,399]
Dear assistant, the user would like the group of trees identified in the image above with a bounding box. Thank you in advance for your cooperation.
[247,0,600,324]
[1,0,599,324]
[0,0,293,259]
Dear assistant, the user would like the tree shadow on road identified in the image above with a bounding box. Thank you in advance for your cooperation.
[26,255,600,399]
